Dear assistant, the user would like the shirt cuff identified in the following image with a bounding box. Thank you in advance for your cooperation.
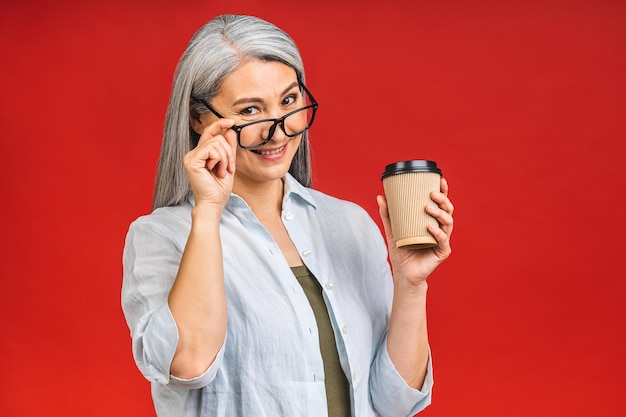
[370,340,433,417]
[169,334,227,389]
[137,303,226,389]
[135,302,179,385]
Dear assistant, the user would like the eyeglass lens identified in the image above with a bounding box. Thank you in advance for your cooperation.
[237,106,314,148]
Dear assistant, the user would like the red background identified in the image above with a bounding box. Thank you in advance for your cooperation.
[1,0,625,415]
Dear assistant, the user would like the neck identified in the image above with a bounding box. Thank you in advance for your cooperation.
[233,177,284,220]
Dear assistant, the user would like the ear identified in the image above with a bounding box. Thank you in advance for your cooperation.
[189,101,206,135]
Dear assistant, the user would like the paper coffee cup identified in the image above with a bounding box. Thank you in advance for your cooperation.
[381,160,442,250]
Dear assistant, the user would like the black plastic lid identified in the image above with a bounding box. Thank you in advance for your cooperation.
[381,160,442,180]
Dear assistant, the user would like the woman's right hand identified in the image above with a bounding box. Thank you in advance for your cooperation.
[172,118,236,379]
[183,119,237,210]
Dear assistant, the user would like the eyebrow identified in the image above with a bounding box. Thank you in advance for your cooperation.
[231,81,300,106]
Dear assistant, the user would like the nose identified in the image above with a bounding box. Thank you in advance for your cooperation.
[262,118,287,142]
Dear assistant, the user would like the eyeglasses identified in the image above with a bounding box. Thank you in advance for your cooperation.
[193,81,318,149]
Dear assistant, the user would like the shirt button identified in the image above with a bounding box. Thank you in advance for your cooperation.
[325,282,333,290]
[341,326,348,335]
[302,249,311,257]
[352,371,358,381]
[284,212,294,221]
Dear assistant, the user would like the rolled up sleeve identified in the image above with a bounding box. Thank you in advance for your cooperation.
[370,338,433,417]
[132,301,179,385]
[169,335,226,389]
[122,218,226,390]
[122,218,222,388]
[121,220,182,385]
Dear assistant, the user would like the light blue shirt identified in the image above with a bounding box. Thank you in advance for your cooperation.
[122,174,433,417]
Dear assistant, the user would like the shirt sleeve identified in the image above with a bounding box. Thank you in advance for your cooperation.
[121,218,224,389]
[370,339,434,416]
[363,213,434,416]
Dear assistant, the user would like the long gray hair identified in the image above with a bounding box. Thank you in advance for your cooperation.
[153,14,312,209]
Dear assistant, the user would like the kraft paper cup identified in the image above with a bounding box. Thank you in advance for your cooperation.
[381,160,442,250]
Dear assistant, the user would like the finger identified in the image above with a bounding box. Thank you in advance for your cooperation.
[205,140,231,178]
[426,210,454,247]
[440,177,449,196]
[185,139,223,170]
[222,129,238,173]
[376,195,394,244]
[426,204,454,230]
[430,191,454,216]
[199,121,237,175]
[200,118,235,140]
[222,127,238,149]
[427,223,452,255]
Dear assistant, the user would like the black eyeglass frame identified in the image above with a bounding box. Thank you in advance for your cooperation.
[193,81,319,149]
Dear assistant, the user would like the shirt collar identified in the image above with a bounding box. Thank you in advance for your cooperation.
[188,173,317,210]
[282,173,317,209]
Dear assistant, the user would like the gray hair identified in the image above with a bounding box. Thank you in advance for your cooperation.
[153,14,312,209]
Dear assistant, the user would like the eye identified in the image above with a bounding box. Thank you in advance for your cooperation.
[282,94,299,106]
[240,106,259,116]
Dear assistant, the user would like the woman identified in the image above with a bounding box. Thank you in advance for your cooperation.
[122,14,454,417]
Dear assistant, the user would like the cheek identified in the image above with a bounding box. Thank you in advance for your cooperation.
[235,147,249,163]
[290,136,302,153]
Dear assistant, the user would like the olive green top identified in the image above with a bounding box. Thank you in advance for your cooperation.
[291,265,351,417]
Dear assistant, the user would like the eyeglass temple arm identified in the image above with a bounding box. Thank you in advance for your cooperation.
[191,96,226,119]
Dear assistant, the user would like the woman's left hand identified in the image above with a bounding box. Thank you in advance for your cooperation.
[377,177,454,287]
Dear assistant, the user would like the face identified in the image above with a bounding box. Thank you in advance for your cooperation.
[193,60,305,187]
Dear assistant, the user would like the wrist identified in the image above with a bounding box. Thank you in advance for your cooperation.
[191,203,223,226]
[395,279,428,297]
[392,283,428,318]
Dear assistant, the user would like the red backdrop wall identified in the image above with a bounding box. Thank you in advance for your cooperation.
[1,0,625,415]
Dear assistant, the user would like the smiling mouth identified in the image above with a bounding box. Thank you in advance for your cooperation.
[252,145,285,156]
